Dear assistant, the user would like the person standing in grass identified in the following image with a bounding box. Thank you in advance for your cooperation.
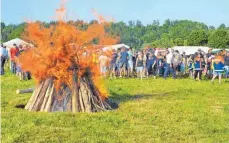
[172,50,182,77]
[10,44,19,74]
[224,52,229,79]
[157,52,164,77]
[142,49,148,78]
[116,48,121,77]
[193,53,203,81]
[16,57,24,81]
[205,54,215,79]
[16,45,26,80]
[99,52,109,78]
[180,59,186,76]
[188,56,194,78]
[181,52,187,74]
[211,54,225,84]
[0,45,8,75]
[109,49,118,79]
[164,50,176,79]
[206,49,213,79]
[146,52,157,78]
[136,52,144,80]
[151,52,157,79]
[132,51,137,77]
[127,48,134,77]
[118,47,128,77]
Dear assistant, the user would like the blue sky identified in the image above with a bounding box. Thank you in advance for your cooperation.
[1,0,229,27]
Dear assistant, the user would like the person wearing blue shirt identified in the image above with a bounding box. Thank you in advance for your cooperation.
[146,53,157,78]
[127,48,134,77]
[193,53,203,81]
[211,55,225,84]
[0,45,8,75]
[118,47,128,77]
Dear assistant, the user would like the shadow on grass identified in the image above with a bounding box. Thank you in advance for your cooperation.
[108,90,169,105]
[14,84,171,111]
[15,104,25,109]
[15,91,169,111]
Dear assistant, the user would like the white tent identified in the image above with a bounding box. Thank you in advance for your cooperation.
[3,38,33,49]
[171,46,210,55]
[102,44,129,51]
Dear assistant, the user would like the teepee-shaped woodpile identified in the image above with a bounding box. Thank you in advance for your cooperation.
[25,74,112,112]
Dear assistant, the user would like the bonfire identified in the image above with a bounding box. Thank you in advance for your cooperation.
[19,2,118,112]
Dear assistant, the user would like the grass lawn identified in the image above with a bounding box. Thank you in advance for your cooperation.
[1,72,229,143]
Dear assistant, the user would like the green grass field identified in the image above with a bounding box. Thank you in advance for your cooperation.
[1,72,229,143]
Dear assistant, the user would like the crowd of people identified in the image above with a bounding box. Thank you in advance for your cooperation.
[1,43,228,84]
[97,47,229,84]
[0,43,31,80]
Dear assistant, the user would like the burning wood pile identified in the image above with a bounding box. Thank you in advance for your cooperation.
[19,3,118,112]
[24,77,112,112]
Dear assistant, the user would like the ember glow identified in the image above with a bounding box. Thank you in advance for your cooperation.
[19,2,118,98]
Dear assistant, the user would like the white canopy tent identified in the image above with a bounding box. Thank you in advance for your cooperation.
[171,46,210,55]
[3,38,34,49]
[102,44,129,51]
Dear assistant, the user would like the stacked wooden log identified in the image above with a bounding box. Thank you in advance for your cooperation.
[25,77,113,112]
[16,88,34,94]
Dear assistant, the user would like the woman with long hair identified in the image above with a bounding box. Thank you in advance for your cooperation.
[211,53,225,84]
[194,53,203,81]
[136,52,144,80]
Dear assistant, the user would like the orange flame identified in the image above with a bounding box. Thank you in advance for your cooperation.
[19,2,118,98]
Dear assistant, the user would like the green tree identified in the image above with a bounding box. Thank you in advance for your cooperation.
[1,20,227,49]
[208,29,229,48]
[218,24,226,29]
[184,40,188,46]
[187,30,208,46]
[1,24,16,42]
[174,38,184,46]
[1,22,6,42]
[209,26,215,30]
[7,23,25,40]
[1,22,5,30]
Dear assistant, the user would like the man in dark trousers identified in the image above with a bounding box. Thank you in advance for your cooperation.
[0,45,8,75]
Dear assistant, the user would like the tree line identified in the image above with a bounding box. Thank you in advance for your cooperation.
[1,19,229,49]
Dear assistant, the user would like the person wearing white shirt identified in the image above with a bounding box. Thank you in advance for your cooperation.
[0,44,8,75]
[164,50,176,79]
[166,52,173,64]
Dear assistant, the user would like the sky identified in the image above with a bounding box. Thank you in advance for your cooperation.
[1,0,229,27]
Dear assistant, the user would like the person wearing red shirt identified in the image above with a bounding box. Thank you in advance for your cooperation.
[10,44,19,74]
